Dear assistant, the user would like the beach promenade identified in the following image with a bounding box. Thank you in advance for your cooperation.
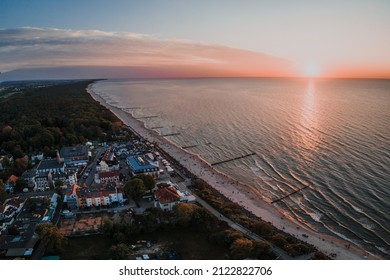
[87,84,378,260]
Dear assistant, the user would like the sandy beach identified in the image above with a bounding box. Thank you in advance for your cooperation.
[87,84,380,260]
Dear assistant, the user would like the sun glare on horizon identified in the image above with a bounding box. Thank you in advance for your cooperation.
[302,63,321,78]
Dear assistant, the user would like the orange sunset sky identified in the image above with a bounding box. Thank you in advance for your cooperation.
[1,0,390,80]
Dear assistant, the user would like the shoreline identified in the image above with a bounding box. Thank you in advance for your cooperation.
[86,82,380,260]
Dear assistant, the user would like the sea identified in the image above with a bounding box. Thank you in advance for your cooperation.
[90,78,390,258]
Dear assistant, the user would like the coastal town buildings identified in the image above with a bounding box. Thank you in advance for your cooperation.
[95,170,121,184]
[127,155,159,177]
[64,184,124,209]
[60,146,89,166]
[154,182,196,211]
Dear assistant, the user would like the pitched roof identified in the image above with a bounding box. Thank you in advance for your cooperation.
[7,175,19,184]
[155,186,180,204]
[99,171,120,178]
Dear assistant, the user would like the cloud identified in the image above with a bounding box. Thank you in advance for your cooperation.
[0,27,296,78]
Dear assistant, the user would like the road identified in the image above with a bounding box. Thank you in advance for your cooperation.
[78,146,106,187]
[188,191,293,260]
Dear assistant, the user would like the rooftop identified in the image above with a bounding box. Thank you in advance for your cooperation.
[60,146,88,158]
[37,159,64,171]
[6,175,19,184]
[127,156,158,172]
[99,170,120,178]
[155,186,180,204]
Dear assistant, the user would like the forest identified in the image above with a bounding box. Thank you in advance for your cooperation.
[0,80,123,178]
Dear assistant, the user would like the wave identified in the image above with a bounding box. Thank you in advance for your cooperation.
[92,78,390,258]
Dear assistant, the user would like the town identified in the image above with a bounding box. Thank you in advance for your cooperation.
[0,80,326,260]
[0,135,198,259]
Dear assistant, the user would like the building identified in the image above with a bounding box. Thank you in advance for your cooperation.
[64,184,80,210]
[154,185,181,211]
[21,169,37,190]
[127,155,159,177]
[5,175,19,193]
[34,172,51,191]
[36,159,65,174]
[60,146,89,166]
[154,182,196,211]
[97,171,120,184]
[77,185,124,208]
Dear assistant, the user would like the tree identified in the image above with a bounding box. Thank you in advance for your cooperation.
[271,233,288,248]
[14,177,27,193]
[229,238,253,259]
[135,174,156,192]
[0,180,7,204]
[251,240,274,259]
[109,243,128,260]
[124,178,146,202]
[251,221,273,237]
[172,202,198,226]
[102,218,114,235]
[36,223,65,253]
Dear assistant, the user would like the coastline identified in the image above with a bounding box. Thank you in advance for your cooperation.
[86,82,380,260]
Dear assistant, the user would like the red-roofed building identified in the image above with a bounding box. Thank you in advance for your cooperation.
[97,171,120,184]
[154,186,181,211]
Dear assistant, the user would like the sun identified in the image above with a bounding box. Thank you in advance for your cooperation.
[303,63,321,77]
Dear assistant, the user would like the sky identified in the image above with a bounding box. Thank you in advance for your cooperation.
[1,0,390,79]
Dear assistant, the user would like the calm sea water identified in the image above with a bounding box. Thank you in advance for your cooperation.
[91,78,390,257]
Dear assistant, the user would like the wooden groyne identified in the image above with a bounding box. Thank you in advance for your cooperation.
[136,115,159,119]
[271,184,311,204]
[183,142,212,149]
[182,144,198,149]
[123,107,141,110]
[151,126,164,129]
[211,152,256,166]
[162,133,181,137]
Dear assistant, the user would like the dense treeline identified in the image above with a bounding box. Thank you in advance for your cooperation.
[189,179,327,258]
[99,203,275,260]
[0,80,122,159]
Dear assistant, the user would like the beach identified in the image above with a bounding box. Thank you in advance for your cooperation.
[87,83,379,260]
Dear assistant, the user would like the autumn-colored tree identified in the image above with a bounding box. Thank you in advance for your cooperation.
[229,238,253,259]
[36,223,65,253]
[251,240,274,259]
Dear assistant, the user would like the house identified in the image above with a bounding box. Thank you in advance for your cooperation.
[76,185,124,208]
[154,185,181,211]
[97,171,120,184]
[60,146,89,166]
[5,175,19,193]
[21,169,37,190]
[96,160,120,172]
[64,184,80,210]
[127,155,159,177]
[34,172,51,191]
[0,221,40,259]
[67,172,77,186]
[36,159,65,174]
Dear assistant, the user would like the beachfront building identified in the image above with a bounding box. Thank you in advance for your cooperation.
[154,185,181,211]
[127,155,159,178]
[60,146,89,166]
